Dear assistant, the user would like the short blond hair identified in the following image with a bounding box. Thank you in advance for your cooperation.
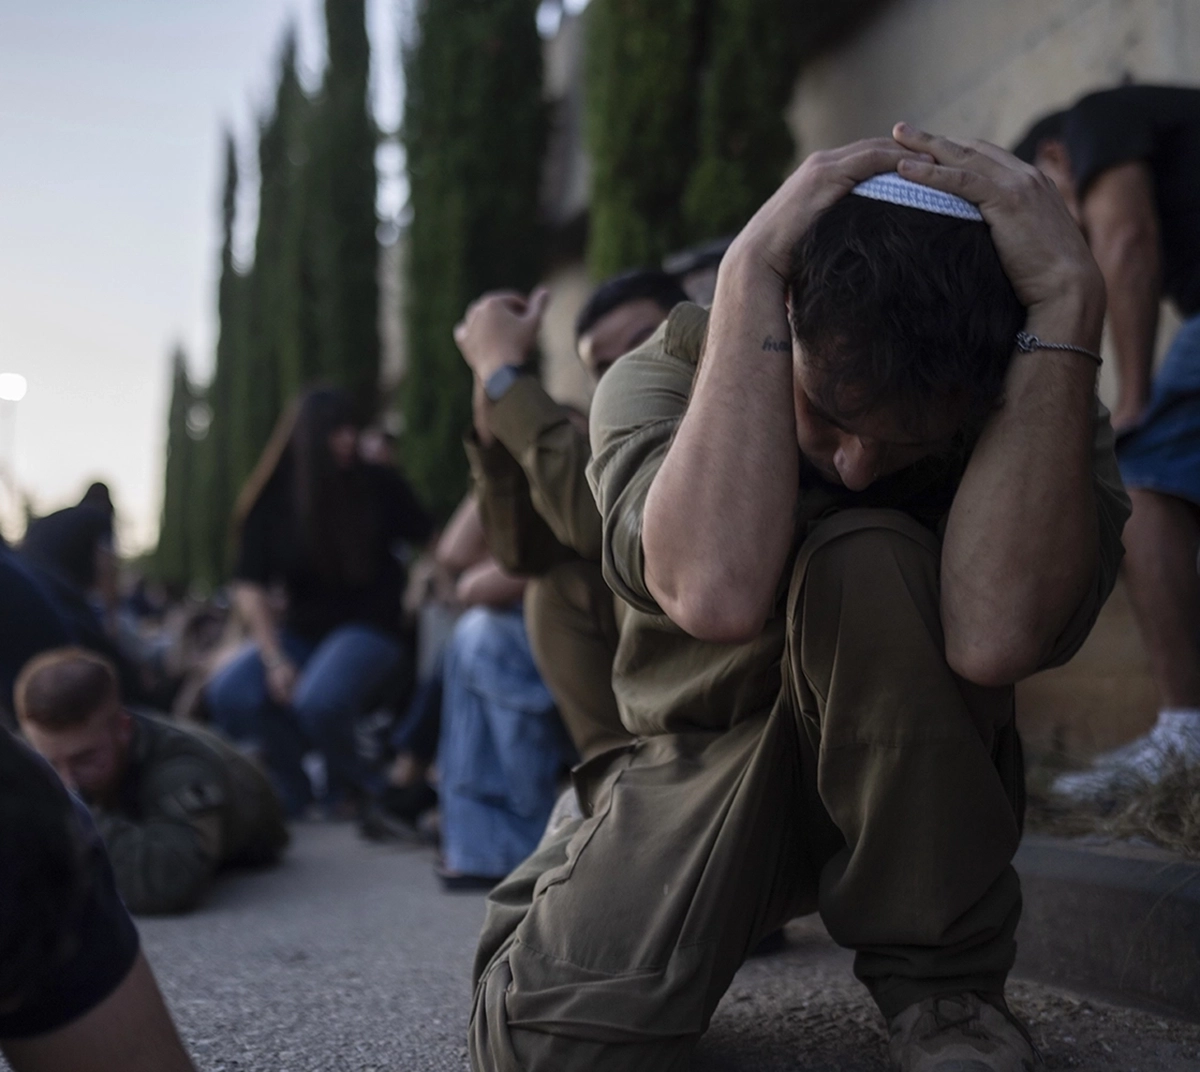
[14,647,119,730]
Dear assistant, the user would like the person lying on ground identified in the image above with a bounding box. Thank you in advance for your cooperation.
[16,647,288,915]
[466,129,1128,1072]
[455,269,687,763]
[0,726,195,1072]
[1015,84,1200,802]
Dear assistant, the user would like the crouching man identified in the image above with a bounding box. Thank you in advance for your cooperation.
[468,128,1128,1072]
[16,647,288,915]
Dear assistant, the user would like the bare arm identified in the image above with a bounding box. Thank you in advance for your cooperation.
[435,495,490,575]
[3,953,195,1072]
[1080,161,1162,432]
[642,141,932,642]
[896,127,1107,686]
[455,560,528,607]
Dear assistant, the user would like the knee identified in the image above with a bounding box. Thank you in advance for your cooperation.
[798,514,941,620]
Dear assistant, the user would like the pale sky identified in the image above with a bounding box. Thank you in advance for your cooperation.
[0,0,404,553]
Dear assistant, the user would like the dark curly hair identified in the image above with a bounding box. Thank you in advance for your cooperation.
[574,269,689,342]
[788,194,1026,439]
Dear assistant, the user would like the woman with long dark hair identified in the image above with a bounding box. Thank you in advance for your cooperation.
[206,388,432,817]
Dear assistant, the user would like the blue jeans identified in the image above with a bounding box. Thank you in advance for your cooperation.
[1117,312,1200,505]
[206,623,402,816]
[438,606,566,877]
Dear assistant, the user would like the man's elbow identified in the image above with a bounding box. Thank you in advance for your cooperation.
[657,582,771,644]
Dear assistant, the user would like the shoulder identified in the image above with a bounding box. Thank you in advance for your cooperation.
[133,714,228,817]
[589,303,707,457]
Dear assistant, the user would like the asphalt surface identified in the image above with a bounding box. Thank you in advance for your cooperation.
[47,824,1200,1070]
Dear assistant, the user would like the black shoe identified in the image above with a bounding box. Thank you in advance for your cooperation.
[435,866,504,892]
[379,782,438,824]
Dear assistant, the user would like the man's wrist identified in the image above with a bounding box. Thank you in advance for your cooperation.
[1025,279,1106,355]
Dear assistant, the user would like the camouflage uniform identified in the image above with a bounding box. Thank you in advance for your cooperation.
[94,712,288,915]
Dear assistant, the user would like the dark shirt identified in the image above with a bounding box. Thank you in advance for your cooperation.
[234,463,433,641]
[0,731,140,1039]
[22,504,113,592]
[1065,84,1200,316]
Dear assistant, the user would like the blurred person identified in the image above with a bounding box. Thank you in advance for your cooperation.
[17,647,288,915]
[21,481,117,607]
[466,132,1128,1072]
[205,387,433,818]
[0,726,195,1071]
[1015,86,1200,801]
[458,270,688,763]
[420,493,570,887]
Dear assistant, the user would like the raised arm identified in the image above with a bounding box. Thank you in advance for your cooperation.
[642,140,932,642]
[894,126,1112,687]
[1079,160,1162,432]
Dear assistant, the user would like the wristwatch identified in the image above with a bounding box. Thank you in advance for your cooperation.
[484,364,524,402]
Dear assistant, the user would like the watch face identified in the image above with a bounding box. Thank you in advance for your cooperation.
[485,365,521,402]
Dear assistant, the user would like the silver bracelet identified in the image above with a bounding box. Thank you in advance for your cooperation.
[1015,330,1102,367]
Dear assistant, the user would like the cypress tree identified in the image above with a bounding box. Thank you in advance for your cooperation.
[583,0,703,278]
[402,0,546,517]
[233,32,312,493]
[309,0,380,416]
[194,131,243,587]
[681,0,803,240]
[155,347,198,590]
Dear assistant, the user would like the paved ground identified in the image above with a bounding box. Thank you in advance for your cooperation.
[111,825,1200,1070]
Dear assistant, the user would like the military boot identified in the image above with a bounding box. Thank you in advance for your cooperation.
[888,992,1040,1071]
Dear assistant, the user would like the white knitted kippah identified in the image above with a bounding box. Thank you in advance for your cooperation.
[851,172,983,221]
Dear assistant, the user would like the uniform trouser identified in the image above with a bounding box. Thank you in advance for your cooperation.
[468,510,1025,1071]
[524,560,633,763]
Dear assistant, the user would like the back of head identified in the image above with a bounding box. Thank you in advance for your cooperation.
[788,193,1025,436]
[1012,110,1067,164]
[15,647,119,730]
[575,269,690,342]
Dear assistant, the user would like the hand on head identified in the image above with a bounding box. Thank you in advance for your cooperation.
[453,286,550,382]
[891,122,1104,316]
[730,137,935,280]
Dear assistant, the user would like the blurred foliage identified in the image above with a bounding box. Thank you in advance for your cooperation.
[154,348,200,589]
[585,0,882,275]
[157,1,382,588]
[682,0,804,239]
[401,0,546,518]
[309,0,380,414]
[191,132,243,588]
[583,0,702,278]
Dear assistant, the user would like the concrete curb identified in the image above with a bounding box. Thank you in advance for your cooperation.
[1014,834,1200,1021]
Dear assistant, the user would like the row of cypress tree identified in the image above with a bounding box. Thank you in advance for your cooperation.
[156,1,379,590]
[156,0,875,589]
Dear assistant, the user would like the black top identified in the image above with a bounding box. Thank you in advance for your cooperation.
[1065,85,1200,316]
[21,504,113,591]
[234,463,433,641]
[0,732,140,1039]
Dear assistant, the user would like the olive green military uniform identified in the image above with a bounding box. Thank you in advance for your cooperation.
[465,377,632,761]
[468,304,1131,1071]
[93,712,288,915]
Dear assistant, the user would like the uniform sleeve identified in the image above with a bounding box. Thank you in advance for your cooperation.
[1066,87,1156,198]
[465,433,574,576]
[1036,398,1132,670]
[586,305,706,615]
[487,376,604,561]
[93,756,226,916]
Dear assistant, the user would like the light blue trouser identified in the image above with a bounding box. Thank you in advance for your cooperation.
[207,623,402,815]
[438,606,566,877]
